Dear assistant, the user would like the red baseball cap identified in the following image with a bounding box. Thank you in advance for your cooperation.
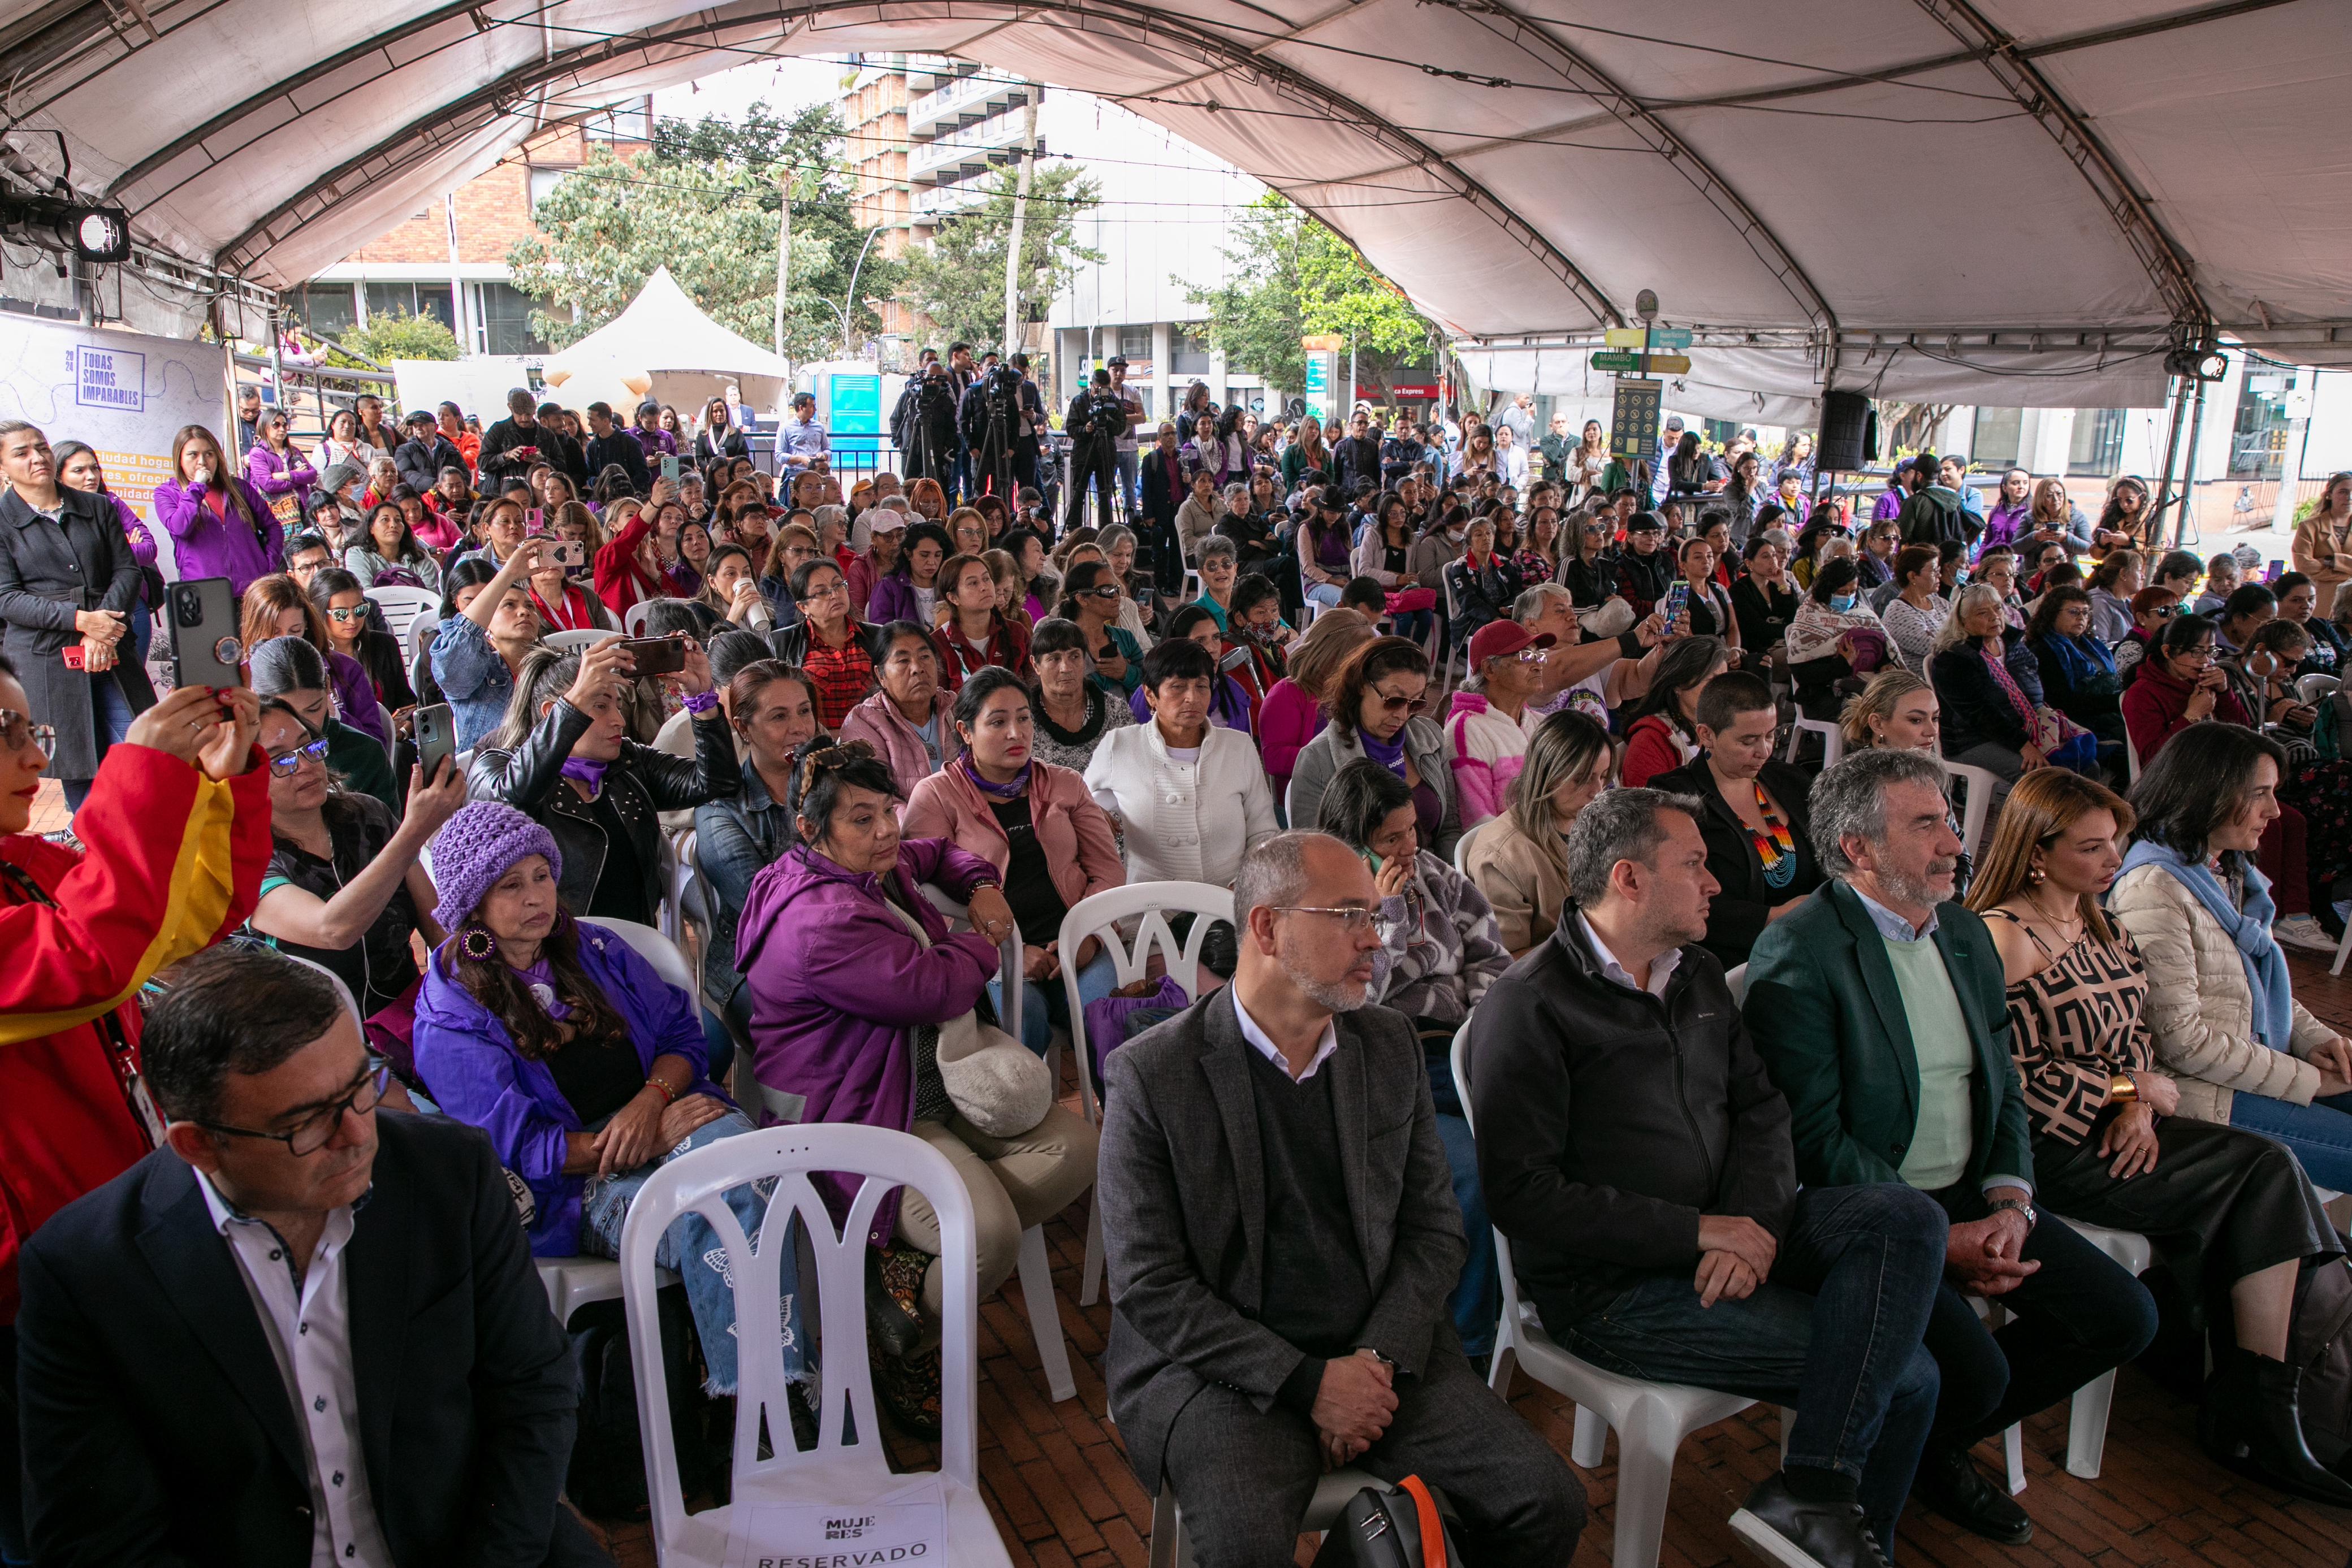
[1467,620,1557,668]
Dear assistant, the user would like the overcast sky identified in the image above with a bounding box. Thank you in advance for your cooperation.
[652,58,846,125]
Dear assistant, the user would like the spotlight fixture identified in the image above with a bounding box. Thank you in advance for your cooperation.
[2163,336,2229,383]
[0,193,133,264]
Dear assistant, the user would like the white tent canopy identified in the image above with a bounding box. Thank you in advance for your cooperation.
[5,0,2349,411]
[539,265,792,416]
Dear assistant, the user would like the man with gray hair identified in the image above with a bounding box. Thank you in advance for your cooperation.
[1472,788,1947,1567]
[1099,831,1584,1566]
[1745,750,2156,1547]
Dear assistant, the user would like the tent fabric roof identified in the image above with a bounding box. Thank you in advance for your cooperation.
[6,0,2348,406]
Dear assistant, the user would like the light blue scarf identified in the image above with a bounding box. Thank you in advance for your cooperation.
[2116,838,2294,1049]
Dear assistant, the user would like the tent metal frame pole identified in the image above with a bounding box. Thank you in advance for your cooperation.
[2173,376,2210,550]
[2151,373,2191,546]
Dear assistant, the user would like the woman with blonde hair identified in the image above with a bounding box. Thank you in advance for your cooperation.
[1971,765,2350,1505]
[2027,476,2092,554]
[2290,470,2352,602]
[907,476,948,523]
[1253,606,1376,804]
[1838,668,1939,753]
[1462,708,1614,956]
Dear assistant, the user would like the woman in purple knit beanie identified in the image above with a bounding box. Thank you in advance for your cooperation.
[410,800,811,1406]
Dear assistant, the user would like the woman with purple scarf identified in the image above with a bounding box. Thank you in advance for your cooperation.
[412,801,810,1402]
[734,740,1099,1434]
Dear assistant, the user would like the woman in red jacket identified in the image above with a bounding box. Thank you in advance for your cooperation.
[0,659,267,1557]
[1619,635,1728,788]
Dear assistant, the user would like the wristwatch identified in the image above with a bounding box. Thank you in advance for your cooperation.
[2107,1071,2139,1104]
[1986,1197,2038,1230]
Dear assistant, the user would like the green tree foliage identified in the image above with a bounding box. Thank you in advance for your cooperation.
[508,101,896,359]
[339,309,461,363]
[896,163,1104,356]
[1180,193,1438,400]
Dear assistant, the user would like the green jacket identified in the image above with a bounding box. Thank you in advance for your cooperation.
[1741,879,2032,1194]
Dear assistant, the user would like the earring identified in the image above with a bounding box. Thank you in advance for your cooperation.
[460,925,497,961]
[2029,865,2046,886]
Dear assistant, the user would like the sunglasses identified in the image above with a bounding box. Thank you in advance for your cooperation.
[1369,688,1429,715]
[1079,583,1123,599]
[2,709,58,759]
[266,735,331,776]
[324,605,368,623]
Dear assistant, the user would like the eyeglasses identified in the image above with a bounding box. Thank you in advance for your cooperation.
[266,735,331,776]
[1368,688,1429,715]
[2,709,57,759]
[797,580,849,602]
[196,1053,389,1156]
[1079,584,1123,599]
[1273,905,1402,942]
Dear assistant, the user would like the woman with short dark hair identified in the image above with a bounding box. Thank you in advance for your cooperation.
[1082,635,1277,886]
[1026,617,1134,773]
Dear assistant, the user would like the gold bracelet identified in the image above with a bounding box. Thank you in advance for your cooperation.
[645,1076,677,1104]
[2107,1071,2138,1104]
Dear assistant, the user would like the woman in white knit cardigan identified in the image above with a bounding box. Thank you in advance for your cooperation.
[1084,634,1277,887]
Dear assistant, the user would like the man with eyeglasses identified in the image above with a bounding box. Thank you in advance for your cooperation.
[1098,831,1585,1567]
[15,943,608,1567]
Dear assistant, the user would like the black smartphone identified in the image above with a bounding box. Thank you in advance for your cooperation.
[413,702,456,783]
[620,635,689,677]
[167,577,243,691]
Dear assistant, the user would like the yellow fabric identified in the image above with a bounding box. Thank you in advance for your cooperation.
[0,775,241,1046]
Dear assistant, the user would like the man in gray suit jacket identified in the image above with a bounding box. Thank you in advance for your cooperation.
[1097,831,1584,1566]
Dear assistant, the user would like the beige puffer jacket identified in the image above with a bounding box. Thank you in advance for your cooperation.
[2108,864,2338,1125]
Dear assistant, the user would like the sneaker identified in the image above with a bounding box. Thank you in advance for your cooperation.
[2272,915,2338,954]
[1728,1475,1892,1568]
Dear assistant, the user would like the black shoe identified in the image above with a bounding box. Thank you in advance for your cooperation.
[1728,1475,1892,1568]
[1912,1442,2033,1544]
[2201,1348,2352,1509]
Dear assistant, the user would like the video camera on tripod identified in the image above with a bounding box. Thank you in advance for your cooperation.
[1067,385,1127,443]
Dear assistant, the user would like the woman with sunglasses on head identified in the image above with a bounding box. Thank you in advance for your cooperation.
[305,567,414,711]
[1290,635,1459,859]
[247,698,466,1023]
[0,655,270,1560]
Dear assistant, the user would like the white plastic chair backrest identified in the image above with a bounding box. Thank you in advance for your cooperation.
[1452,819,1487,877]
[1283,775,1298,828]
[624,600,655,638]
[408,616,439,664]
[543,627,608,653]
[1060,881,1235,1119]
[1939,759,1999,861]
[364,584,436,646]
[2298,673,2341,705]
[919,884,1023,1043]
[2125,729,2142,783]
[377,704,396,766]
[619,1124,981,1539]
[1724,963,1748,1007]
[587,916,696,997]
[1449,1020,1527,1311]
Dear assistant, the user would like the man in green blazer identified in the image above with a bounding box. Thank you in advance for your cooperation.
[1744,750,2156,1548]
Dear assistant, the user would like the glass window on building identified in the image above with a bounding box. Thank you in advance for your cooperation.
[2229,370,2297,480]
[474,281,549,357]
[1118,326,1151,359]
[1171,326,1212,375]
[288,283,357,341]
[364,282,456,332]
[528,168,569,213]
[2066,408,2124,477]
[1969,408,2023,470]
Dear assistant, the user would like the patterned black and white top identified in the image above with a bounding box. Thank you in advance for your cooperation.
[1986,910,2160,1145]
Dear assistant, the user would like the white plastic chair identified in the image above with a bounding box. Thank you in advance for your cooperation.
[376,703,396,768]
[2297,673,2341,706]
[1148,1466,1381,1568]
[1058,881,1236,1306]
[1451,818,1488,876]
[2125,729,2142,783]
[364,584,438,650]
[619,1124,1013,1568]
[592,916,695,995]
[544,627,609,653]
[625,600,656,638]
[920,885,1083,1404]
[408,615,439,664]
[2331,920,2352,979]
[1784,715,1843,766]
[2048,1220,2151,1480]
[538,1257,680,1327]
[1939,759,2002,860]
[1450,1022,1754,1568]
[1439,567,1471,686]
[1723,962,1747,1006]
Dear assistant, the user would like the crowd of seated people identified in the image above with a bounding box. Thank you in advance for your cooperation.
[7,391,2352,1568]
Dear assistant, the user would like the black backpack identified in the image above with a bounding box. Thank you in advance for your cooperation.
[2292,1253,2352,1472]
[1309,1476,1467,1568]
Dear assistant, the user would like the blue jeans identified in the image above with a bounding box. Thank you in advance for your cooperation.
[60,673,137,813]
[1537,1184,1949,1543]
[578,1109,808,1395]
[1303,581,1344,608]
[1391,608,1433,648]
[2228,1089,2352,1193]
[989,946,1118,1058]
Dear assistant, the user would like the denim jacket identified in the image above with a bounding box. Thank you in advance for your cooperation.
[429,613,515,751]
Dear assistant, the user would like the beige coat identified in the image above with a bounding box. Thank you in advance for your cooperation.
[1462,815,1572,958]
[2290,510,2352,600]
[2108,864,2338,1125]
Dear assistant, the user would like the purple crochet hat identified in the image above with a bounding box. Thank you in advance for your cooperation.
[430,801,562,931]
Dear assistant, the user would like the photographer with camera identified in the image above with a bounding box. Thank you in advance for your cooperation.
[961,355,1044,503]
[896,362,963,495]
[1064,369,1128,533]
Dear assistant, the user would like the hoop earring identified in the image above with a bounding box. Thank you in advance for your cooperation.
[460,925,498,962]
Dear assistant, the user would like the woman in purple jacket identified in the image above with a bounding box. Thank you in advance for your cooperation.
[413,802,808,1398]
[864,520,952,630]
[244,406,317,518]
[734,740,1098,1433]
[153,424,283,596]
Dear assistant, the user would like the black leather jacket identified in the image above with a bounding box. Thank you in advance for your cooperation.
[467,696,741,917]
[764,619,890,672]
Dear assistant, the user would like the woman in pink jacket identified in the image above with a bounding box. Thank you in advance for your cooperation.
[902,666,1125,1055]
[840,622,960,797]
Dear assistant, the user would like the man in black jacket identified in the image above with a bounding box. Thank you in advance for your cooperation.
[1330,410,1384,495]
[391,409,465,495]
[15,945,606,1568]
[582,401,652,496]
[1469,787,1948,1568]
[476,387,550,488]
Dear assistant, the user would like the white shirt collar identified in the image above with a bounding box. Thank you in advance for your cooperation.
[1577,912,1681,998]
[1230,986,1341,1082]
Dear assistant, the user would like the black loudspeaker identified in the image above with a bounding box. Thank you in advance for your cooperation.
[1818,389,1875,471]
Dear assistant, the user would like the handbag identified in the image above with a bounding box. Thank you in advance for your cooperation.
[882,894,1053,1137]
[1308,1475,1465,1568]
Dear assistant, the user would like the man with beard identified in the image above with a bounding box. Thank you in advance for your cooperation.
[1096,833,1585,1568]
[1743,750,2158,1549]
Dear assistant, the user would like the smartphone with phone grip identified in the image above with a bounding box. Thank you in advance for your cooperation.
[168,576,244,692]
[620,635,689,677]
[413,702,457,785]
[544,539,584,570]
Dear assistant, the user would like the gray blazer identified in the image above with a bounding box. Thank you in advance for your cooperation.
[1286,714,1461,860]
[0,487,154,778]
[1097,986,1465,1489]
